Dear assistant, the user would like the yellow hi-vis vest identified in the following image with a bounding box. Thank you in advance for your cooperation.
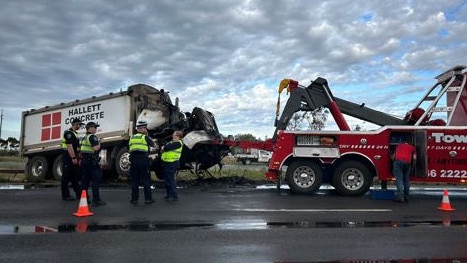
[80,134,94,153]
[161,140,183,163]
[61,130,78,150]
[129,133,148,153]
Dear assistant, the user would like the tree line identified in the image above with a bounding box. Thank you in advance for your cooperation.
[287,107,329,131]
[0,137,20,150]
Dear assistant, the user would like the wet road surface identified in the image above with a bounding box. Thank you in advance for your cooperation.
[0,184,466,262]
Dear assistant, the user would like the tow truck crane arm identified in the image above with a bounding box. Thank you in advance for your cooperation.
[274,77,404,140]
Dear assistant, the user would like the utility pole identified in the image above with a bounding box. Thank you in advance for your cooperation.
[0,109,3,139]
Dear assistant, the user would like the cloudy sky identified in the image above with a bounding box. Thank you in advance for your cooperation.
[1,0,466,140]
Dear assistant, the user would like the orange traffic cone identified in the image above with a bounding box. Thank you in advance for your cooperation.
[73,190,94,217]
[437,189,455,211]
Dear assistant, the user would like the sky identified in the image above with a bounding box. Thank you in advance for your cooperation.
[1,0,466,140]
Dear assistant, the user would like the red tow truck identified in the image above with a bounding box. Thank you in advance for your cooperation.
[266,65,467,196]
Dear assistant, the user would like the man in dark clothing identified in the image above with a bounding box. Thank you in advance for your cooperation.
[80,122,106,206]
[161,130,183,201]
[129,121,156,204]
[392,138,416,203]
[61,117,83,201]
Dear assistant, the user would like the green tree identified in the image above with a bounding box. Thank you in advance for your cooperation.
[353,121,367,131]
[287,112,307,131]
[234,133,258,141]
[7,137,19,146]
[287,107,329,131]
[305,107,329,131]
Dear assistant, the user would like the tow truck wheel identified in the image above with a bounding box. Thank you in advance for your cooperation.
[332,161,371,196]
[286,160,323,194]
[115,147,131,178]
[244,159,251,165]
[26,156,49,181]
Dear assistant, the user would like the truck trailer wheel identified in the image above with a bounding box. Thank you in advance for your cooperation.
[332,161,371,196]
[26,156,49,181]
[115,147,131,178]
[52,155,63,181]
[286,160,323,194]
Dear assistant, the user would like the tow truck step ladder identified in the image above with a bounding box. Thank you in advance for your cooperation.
[412,65,467,125]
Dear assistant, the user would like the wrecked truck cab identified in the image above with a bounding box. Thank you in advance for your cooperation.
[150,107,231,179]
[180,108,231,172]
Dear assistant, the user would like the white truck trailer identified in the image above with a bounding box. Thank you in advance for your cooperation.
[20,84,229,181]
[235,148,272,165]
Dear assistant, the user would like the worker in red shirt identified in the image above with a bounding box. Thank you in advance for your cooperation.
[392,138,416,203]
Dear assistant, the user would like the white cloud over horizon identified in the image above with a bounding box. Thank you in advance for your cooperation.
[0,0,466,140]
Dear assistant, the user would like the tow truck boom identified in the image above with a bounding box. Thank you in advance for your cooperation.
[274,77,404,140]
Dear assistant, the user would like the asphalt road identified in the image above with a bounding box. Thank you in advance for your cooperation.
[0,184,466,262]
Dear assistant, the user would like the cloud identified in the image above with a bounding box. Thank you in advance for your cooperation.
[0,0,466,140]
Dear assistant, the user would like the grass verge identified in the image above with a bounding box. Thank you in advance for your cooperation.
[0,166,271,184]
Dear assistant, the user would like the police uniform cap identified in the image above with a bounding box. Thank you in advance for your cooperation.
[86,122,100,128]
[71,118,84,125]
[136,121,148,128]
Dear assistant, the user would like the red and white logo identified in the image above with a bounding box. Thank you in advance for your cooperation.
[41,112,62,141]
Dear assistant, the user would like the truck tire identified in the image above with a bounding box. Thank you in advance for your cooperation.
[244,159,251,165]
[52,155,63,181]
[26,156,49,181]
[115,147,131,178]
[332,161,371,196]
[286,160,323,194]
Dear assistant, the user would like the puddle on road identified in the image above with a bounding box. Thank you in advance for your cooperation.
[289,259,466,263]
[0,184,25,190]
[0,184,58,190]
[2,223,465,263]
[1,219,466,235]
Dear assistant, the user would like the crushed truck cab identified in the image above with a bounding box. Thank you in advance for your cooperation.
[267,65,467,196]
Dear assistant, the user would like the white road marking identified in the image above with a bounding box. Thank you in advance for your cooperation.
[234,208,392,212]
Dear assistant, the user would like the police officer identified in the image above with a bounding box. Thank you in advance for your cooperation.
[129,121,156,204]
[161,130,183,201]
[80,122,106,206]
[61,117,82,201]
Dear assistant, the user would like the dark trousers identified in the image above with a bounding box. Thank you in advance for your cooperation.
[162,161,178,198]
[393,160,411,201]
[81,158,102,202]
[61,154,80,199]
[130,156,152,201]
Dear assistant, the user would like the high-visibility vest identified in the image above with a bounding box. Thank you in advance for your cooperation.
[80,134,94,154]
[161,140,183,162]
[61,130,78,150]
[129,133,148,153]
